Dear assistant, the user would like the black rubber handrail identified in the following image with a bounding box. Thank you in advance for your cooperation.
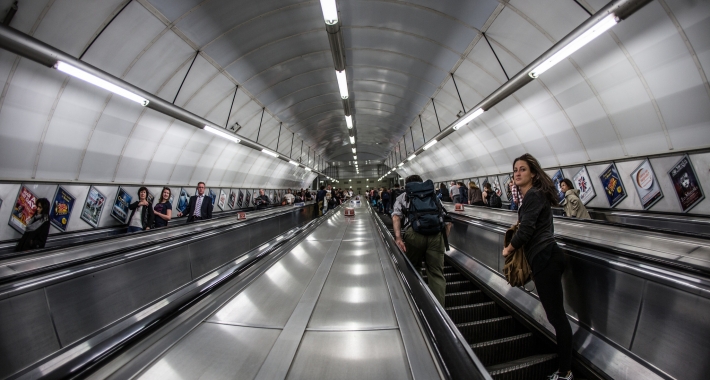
[367,205,491,380]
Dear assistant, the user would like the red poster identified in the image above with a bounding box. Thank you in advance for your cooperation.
[9,186,38,233]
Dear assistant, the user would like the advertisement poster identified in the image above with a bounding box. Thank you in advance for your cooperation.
[573,166,596,205]
[208,188,216,206]
[81,186,106,228]
[599,163,627,208]
[176,188,190,214]
[218,189,227,210]
[551,169,565,204]
[49,186,76,232]
[268,190,276,204]
[630,159,663,210]
[237,190,244,208]
[146,190,154,205]
[502,175,514,201]
[111,187,132,223]
[479,177,489,188]
[9,186,38,233]
[228,190,236,209]
[490,177,503,198]
[668,155,705,213]
[244,190,251,207]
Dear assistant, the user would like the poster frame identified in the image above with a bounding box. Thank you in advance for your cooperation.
[550,169,565,204]
[176,188,190,215]
[80,186,106,228]
[667,154,705,213]
[208,188,217,206]
[572,166,596,205]
[228,189,237,209]
[9,185,38,234]
[49,186,76,232]
[218,189,227,210]
[111,186,133,224]
[599,162,627,208]
[630,159,664,210]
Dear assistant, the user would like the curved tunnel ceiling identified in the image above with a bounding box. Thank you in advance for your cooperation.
[0,0,708,186]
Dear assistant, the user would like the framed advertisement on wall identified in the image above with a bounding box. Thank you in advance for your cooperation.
[630,159,663,210]
[81,186,106,228]
[668,155,705,213]
[244,190,251,207]
[237,190,244,208]
[599,163,627,208]
[49,186,76,232]
[111,187,132,223]
[218,189,227,210]
[550,169,565,204]
[9,186,38,233]
[176,188,190,214]
[228,190,237,209]
[208,188,216,206]
[572,166,596,205]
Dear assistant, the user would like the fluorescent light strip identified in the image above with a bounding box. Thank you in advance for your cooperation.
[398,163,404,167]
[423,139,438,150]
[530,14,618,78]
[319,0,338,25]
[349,136,355,144]
[453,108,484,130]
[353,155,357,160]
[408,154,416,161]
[336,70,348,99]
[305,167,312,171]
[345,115,353,129]
[261,149,279,158]
[288,160,298,166]
[56,62,149,106]
[204,125,241,144]
[352,148,356,153]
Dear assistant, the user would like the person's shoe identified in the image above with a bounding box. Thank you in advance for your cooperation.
[548,371,573,380]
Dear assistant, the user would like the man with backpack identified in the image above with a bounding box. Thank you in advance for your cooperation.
[391,174,451,306]
[483,183,503,208]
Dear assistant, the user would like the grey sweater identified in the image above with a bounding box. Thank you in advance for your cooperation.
[510,187,555,266]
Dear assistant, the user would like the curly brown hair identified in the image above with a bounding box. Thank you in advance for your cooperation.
[512,153,558,206]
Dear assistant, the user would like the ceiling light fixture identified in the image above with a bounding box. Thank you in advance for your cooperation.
[261,149,279,158]
[408,154,416,161]
[352,147,356,153]
[319,0,338,25]
[345,115,353,129]
[305,167,312,171]
[529,14,618,78]
[55,61,149,106]
[353,155,357,160]
[453,108,484,130]
[336,70,348,99]
[349,136,355,144]
[398,163,404,167]
[423,139,438,150]
[204,125,241,144]
[288,160,298,166]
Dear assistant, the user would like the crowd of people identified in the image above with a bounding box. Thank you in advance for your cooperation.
[315,184,352,216]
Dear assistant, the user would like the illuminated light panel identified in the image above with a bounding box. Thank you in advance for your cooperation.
[423,139,438,150]
[349,136,355,144]
[261,149,279,157]
[408,154,416,161]
[453,108,484,130]
[346,115,353,129]
[204,125,241,144]
[319,0,338,25]
[56,61,149,106]
[529,14,618,78]
[336,70,348,99]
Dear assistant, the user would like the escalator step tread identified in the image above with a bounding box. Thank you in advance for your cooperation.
[487,353,558,380]
[445,301,501,324]
[445,280,476,293]
[445,289,488,306]
[471,333,542,367]
[456,315,527,344]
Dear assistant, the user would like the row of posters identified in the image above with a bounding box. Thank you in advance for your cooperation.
[7,185,295,234]
[446,154,704,213]
[554,155,704,212]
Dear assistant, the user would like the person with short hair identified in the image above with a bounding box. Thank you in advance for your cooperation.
[255,189,270,210]
[316,185,326,216]
[283,188,295,205]
[127,186,155,232]
[502,153,573,380]
[15,198,51,251]
[438,183,452,202]
[392,174,447,306]
[450,181,460,204]
[178,182,213,222]
[560,179,590,219]
[153,187,172,228]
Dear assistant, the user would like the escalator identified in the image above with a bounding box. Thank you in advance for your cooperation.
[375,211,590,380]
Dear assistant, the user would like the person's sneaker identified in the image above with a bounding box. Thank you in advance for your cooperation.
[548,371,573,380]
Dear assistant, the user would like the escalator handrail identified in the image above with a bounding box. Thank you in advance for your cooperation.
[10,206,332,380]
[367,205,491,380]
[0,203,316,288]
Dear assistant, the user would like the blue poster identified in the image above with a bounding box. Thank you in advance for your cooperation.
[176,188,190,214]
[551,169,565,204]
[599,163,627,208]
[208,188,216,206]
[49,186,76,232]
[111,187,132,223]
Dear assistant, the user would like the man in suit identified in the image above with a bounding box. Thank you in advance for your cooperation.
[177,182,213,223]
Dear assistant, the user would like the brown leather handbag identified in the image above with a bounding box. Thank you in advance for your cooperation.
[503,223,531,287]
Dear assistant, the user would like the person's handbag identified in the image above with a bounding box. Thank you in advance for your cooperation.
[503,223,531,287]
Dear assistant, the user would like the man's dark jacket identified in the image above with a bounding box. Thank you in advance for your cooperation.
[184,195,213,222]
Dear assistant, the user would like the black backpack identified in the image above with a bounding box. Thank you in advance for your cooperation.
[404,180,450,250]
[489,192,502,208]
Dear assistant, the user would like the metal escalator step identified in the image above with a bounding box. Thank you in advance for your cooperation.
[471,333,538,367]
[456,315,525,344]
[445,280,475,293]
[487,353,559,380]
[445,301,501,324]
[443,272,464,282]
[443,265,456,273]
[445,290,488,307]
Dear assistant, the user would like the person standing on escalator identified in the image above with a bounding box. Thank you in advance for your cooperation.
[178,182,213,223]
[255,189,270,210]
[502,153,573,380]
